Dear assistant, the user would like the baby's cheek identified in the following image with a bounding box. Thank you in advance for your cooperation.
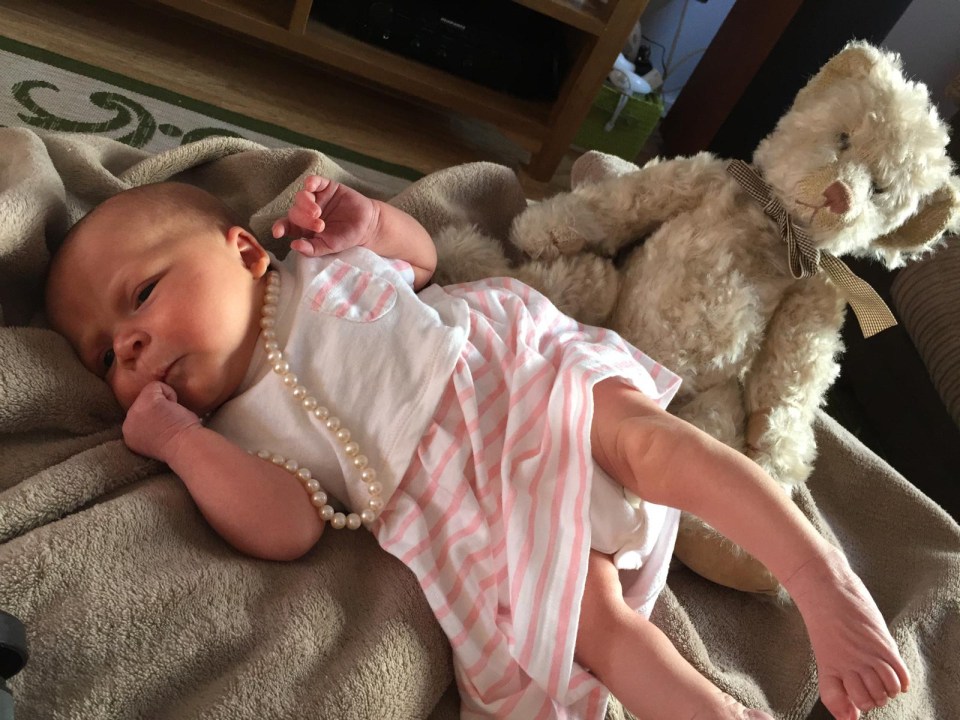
[112,377,142,412]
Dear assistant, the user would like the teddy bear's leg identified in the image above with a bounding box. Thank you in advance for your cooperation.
[743,278,847,487]
[674,515,780,594]
[432,224,514,286]
[514,255,620,327]
[672,379,747,452]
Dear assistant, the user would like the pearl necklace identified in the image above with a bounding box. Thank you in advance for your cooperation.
[254,270,383,530]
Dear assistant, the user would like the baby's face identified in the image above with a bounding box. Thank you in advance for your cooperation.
[47,195,270,416]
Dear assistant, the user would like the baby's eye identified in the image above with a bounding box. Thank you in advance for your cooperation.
[837,132,851,151]
[136,281,156,307]
[102,348,115,371]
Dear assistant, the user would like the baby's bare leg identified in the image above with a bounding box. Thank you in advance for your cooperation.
[577,550,772,720]
[589,378,909,719]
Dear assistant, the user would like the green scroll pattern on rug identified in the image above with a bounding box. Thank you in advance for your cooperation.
[11,79,243,148]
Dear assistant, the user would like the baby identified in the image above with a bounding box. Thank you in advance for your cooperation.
[45,177,909,720]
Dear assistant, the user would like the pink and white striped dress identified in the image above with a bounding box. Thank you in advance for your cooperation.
[212,250,681,719]
[375,276,681,719]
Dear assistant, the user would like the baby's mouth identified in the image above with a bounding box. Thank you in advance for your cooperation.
[157,358,179,385]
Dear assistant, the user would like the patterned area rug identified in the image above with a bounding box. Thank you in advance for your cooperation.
[0,35,418,195]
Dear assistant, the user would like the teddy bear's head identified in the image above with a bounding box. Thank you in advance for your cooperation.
[753,41,958,267]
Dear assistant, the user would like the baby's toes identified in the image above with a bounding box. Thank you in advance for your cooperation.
[843,672,880,713]
[860,668,892,708]
[819,676,860,720]
[875,660,907,697]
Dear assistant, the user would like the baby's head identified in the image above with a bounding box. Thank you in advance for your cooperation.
[46,182,271,416]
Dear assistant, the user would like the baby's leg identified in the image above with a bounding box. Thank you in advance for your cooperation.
[589,378,909,719]
[576,550,772,720]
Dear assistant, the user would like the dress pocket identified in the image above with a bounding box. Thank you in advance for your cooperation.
[305,258,398,322]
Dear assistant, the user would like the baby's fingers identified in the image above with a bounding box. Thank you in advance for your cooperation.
[303,175,331,194]
[272,218,290,239]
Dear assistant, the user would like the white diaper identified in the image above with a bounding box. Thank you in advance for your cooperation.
[589,465,680,616]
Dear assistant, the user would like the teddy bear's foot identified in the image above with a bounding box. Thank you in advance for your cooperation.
[515,255,619,326]
[674,514,780,595]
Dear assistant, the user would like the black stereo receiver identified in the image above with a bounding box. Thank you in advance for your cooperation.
[315,0,567,100]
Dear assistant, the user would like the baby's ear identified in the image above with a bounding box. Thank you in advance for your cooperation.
[228,226,270,278]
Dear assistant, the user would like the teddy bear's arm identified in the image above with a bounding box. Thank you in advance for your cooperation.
[510,152,729,260]
[742,278,847,487]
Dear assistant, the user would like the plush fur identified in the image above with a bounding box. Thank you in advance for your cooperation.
[435,42,960,592]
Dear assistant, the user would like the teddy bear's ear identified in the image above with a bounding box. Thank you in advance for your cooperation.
[876,181,960,259]
[796,42,883,101]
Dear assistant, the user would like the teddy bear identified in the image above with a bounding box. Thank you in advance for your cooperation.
[434,41,960,593]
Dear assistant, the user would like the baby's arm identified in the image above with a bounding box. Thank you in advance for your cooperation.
[272,176,437,289]
[124,382,323,560]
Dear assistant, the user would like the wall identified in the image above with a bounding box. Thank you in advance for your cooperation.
[883,0,960,118]
[638,0,735,113]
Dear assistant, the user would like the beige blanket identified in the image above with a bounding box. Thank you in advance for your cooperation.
[1,129,957,720]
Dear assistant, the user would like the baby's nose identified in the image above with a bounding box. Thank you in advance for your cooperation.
[114,328,149,364]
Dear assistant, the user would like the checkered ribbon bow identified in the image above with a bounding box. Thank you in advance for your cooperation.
[726,159,896,338]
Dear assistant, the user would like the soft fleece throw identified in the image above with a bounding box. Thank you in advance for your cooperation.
[1,129,957,719]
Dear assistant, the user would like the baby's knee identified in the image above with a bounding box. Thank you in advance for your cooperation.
[575,554,631,676]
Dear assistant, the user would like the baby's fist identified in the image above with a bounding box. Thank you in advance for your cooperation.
[123,381,201,462]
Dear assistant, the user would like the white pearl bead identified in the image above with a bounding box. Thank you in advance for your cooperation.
[256,270,384,532]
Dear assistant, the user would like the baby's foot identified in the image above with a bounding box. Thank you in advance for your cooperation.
[785,546,910,719]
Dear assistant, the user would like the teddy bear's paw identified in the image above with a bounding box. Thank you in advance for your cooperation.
[509,198,591,260]
[745,410,817,486]
[433,224,512,285]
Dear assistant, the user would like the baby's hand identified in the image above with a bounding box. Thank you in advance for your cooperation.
[271,175,379,257]
[123,381,201,463]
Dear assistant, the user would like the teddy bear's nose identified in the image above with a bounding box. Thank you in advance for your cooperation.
[822,181,852,215]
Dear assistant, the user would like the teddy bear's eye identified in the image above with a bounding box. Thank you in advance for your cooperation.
[871,182,887,196]
[837,132,851,151]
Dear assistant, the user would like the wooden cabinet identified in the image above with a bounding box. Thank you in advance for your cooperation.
[146,0,650,180]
